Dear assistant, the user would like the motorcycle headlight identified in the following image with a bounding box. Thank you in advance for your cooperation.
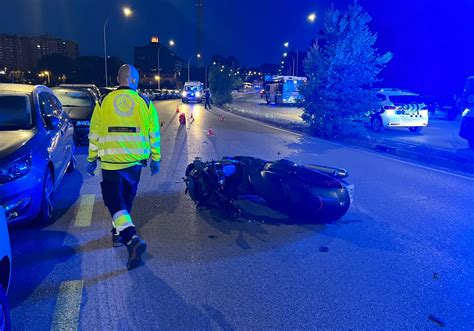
[0,154,32,184]
[462,108,470,117]
[195,92,201,98]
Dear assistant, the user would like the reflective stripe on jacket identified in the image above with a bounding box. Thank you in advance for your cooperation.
[87,87,161,170]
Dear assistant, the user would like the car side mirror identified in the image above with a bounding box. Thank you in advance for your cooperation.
[45,115,60,130]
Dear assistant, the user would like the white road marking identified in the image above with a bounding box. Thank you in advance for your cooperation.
[214,106,474,181]
[50,280,84,331]
[74,194,95,227]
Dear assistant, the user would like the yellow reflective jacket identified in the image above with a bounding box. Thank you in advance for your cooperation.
[87,87,161,170]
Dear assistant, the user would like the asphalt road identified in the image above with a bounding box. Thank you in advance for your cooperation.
[8,99,474,330]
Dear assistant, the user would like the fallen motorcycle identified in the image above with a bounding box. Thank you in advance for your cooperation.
[184,156,354,222]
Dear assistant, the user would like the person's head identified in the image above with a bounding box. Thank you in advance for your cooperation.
[117,64,139,90]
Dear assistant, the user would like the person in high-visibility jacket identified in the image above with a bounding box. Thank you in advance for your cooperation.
[87,64,161,270]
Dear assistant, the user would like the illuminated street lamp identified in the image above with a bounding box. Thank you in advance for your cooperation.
[307,12,317,23]
[169,39,175,46]
[104,6,133,86]
[123,7,133,17]
[284,42,289,48]
[283,52,288,57]
[39,71,51,85]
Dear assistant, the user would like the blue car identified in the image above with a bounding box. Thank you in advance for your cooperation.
[0,84,76,224]
[0,207,11,330]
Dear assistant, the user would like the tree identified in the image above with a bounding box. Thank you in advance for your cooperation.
[301,1,393,138]
[209,66,238,105]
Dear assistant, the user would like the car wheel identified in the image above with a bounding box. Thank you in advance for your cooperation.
[67,154,77,173]
[409,126,423,133]
[38,169,54,224]
[371,116,384,132]
[0,284,11,331]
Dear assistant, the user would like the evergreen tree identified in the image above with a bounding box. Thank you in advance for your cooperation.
[302,1,393,138]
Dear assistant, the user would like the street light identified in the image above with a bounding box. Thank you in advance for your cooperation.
[307,12,317,23]
[123,7,133,17]
[39,71,51,85]
[154,75,160,89]
[157,39,175,89]
[104,6,133,87]
[284,42,289,48]
[283,52,288,57]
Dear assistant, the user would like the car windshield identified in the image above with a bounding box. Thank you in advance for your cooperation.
[0,94,32,130]
[184,86,200,92]
[389,95,424,104]
[53,89,92,107]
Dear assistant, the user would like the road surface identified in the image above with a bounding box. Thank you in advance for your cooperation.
[8,99,474,330]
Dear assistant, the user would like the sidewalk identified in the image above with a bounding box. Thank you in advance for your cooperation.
[224,92,474,174]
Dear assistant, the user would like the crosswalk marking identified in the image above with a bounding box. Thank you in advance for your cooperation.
[74,194,95,227]
[50,280,84,331]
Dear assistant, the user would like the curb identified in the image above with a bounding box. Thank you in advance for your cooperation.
[220,104,474,176]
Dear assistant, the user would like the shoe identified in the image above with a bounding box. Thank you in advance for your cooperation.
[111,228,123,248]
[126,236,147,270]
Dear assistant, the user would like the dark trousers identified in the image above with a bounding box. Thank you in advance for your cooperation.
[205,99,212,109]
[100,165,142,242]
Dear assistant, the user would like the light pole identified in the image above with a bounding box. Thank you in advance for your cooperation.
[157,39,175,90]
[188,53,201,82]
[104,6,132,87]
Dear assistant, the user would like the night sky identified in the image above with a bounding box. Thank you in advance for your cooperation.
[1,0,473,95]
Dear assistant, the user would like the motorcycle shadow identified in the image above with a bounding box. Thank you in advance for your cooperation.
[199,198,332,226]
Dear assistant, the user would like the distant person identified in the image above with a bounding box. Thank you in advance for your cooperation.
[87,64,161,270]
[205,89,212,110]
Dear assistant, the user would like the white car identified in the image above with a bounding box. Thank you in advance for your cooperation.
[371,89,429,133]
[0,207,11,330]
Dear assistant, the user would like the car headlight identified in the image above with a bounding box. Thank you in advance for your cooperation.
[462,108,470,117]
[182,91,187,97]
[0,154,32,184]
[195,92,201,98]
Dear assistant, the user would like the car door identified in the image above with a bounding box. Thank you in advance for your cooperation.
[46,93,74,182]
[38,92,64,180]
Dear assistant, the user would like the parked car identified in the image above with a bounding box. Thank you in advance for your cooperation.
[0,207,11,331]
[0,84,75,224]
[152,89,163,100]
[59,84,101,100]
[371,89,429,133]
[460,108,474,148]
[52,87,97,145]
[459,77,474,148]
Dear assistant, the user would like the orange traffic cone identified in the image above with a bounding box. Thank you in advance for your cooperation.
[207,127,216,137]
[176,104,180,113]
